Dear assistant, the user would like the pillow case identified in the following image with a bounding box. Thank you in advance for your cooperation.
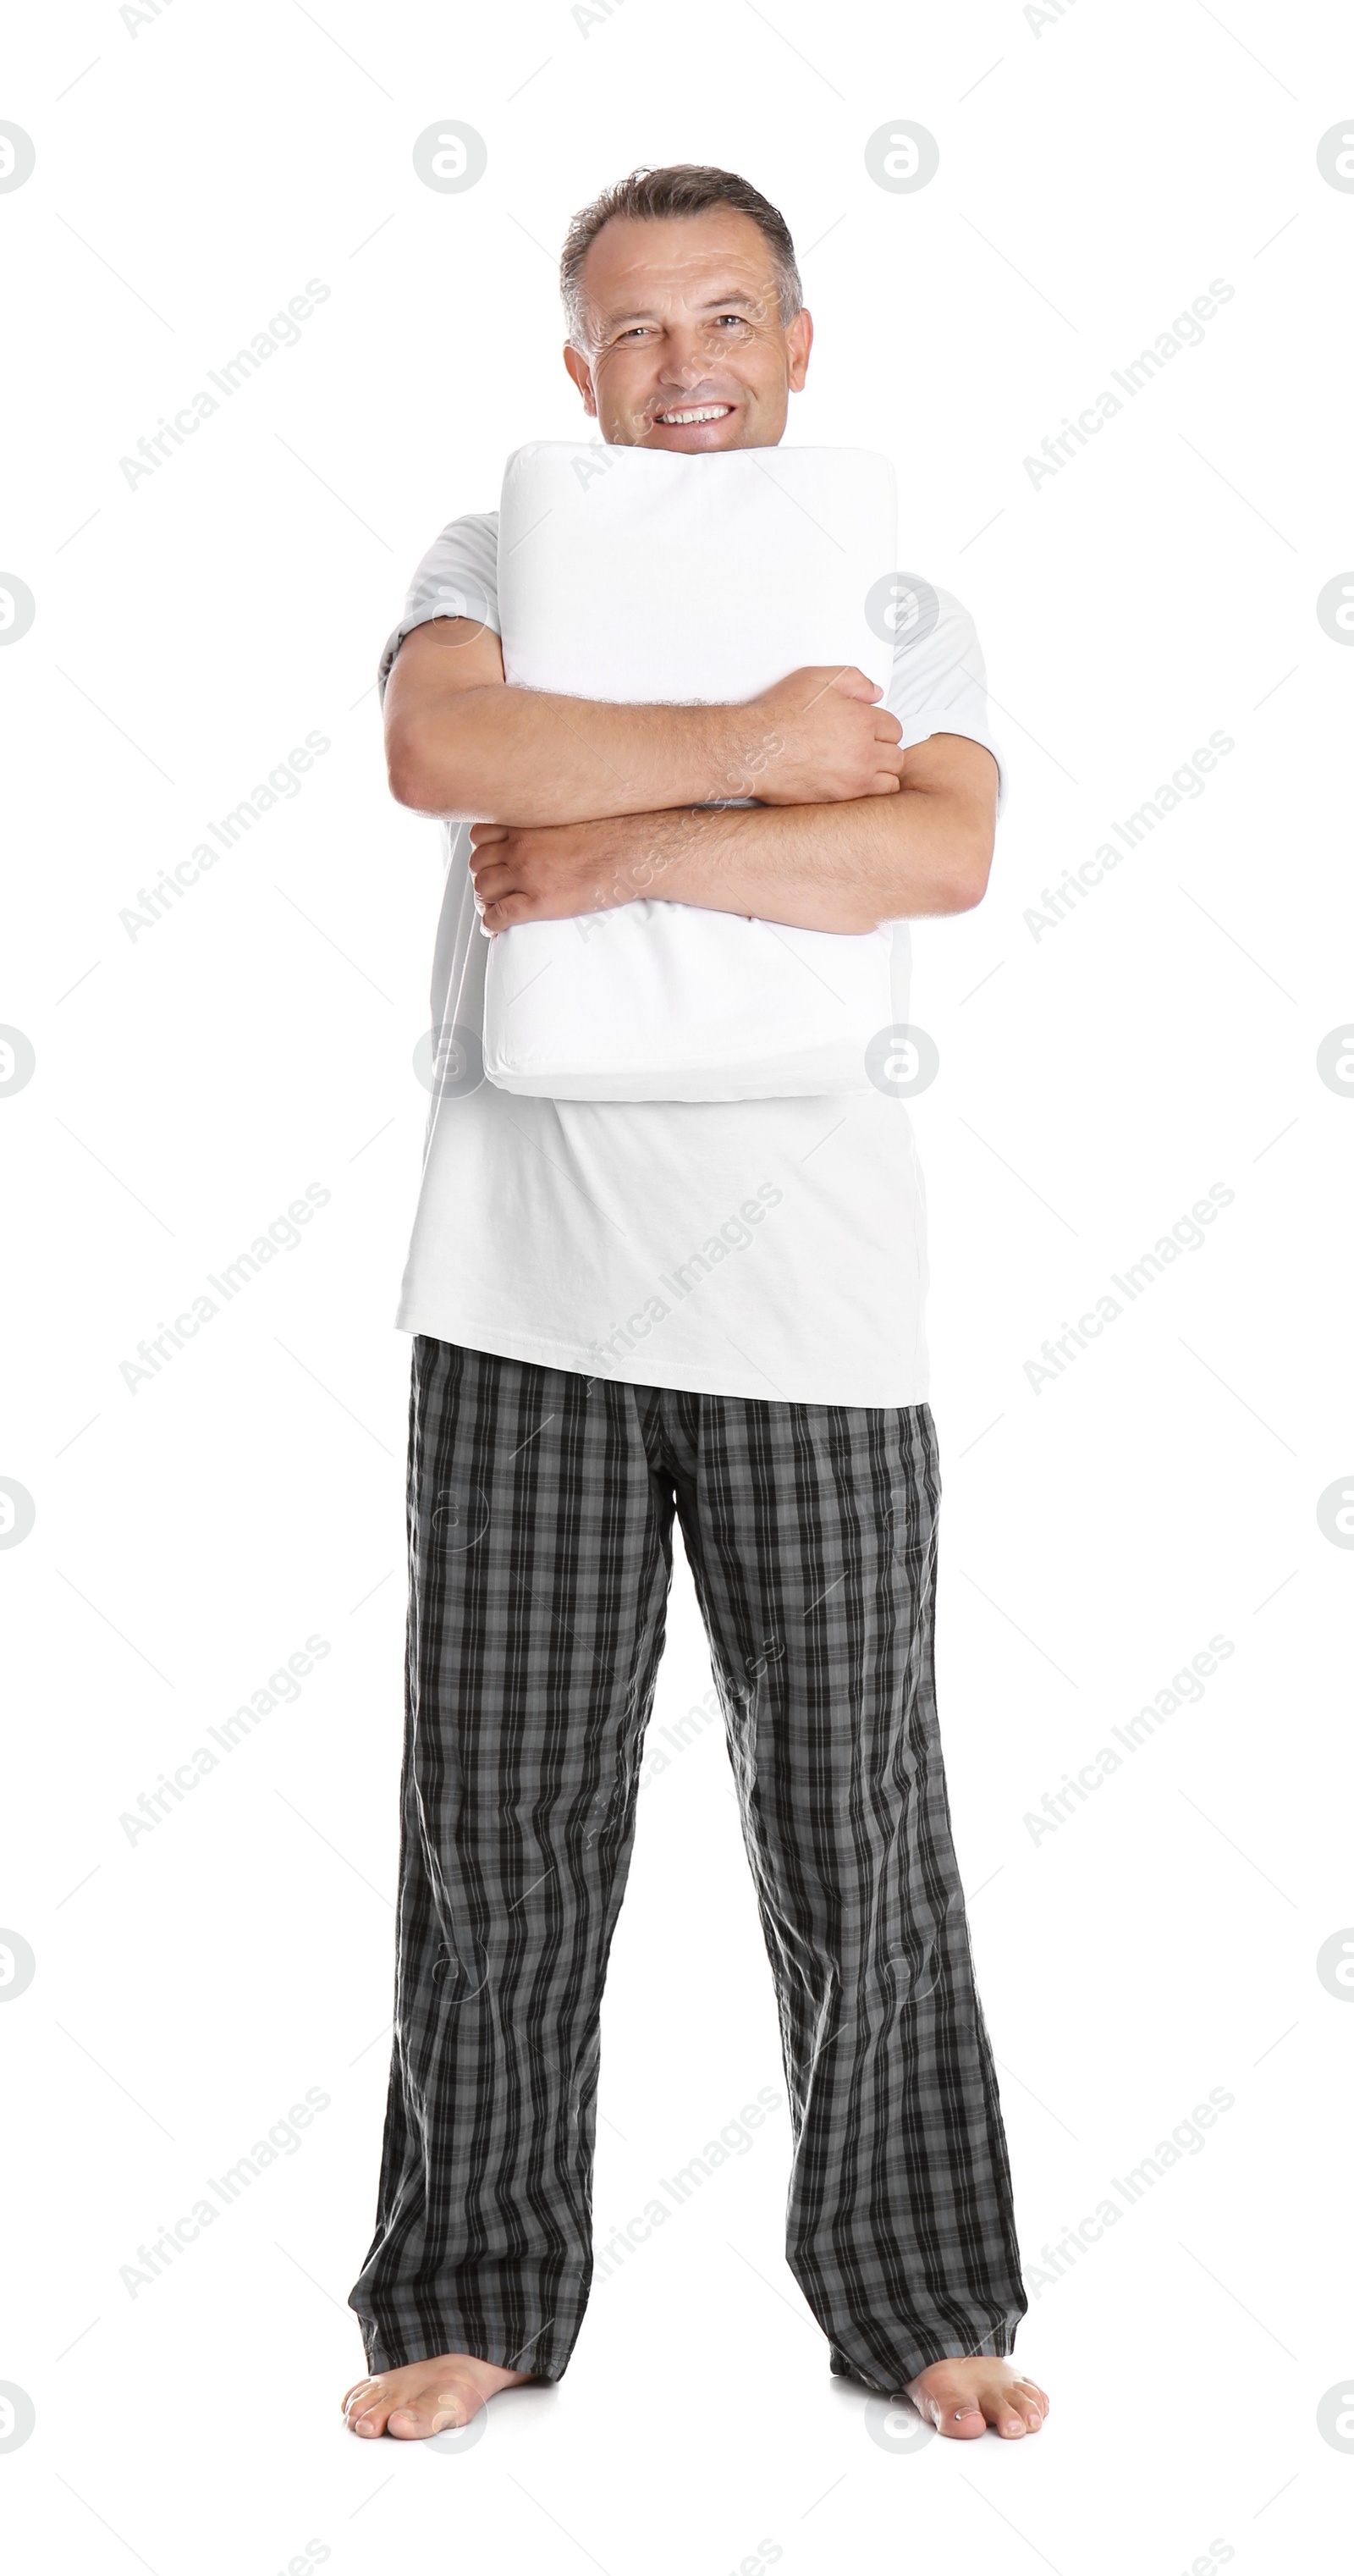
[481,440,900,1102]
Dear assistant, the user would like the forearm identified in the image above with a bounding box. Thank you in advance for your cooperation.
[388,680,774,827]
[468,733,999,934]
[619,788,992,932]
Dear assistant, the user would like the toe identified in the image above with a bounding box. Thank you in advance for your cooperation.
[905,2369,988,2439]
[904,2360,1049,2441]
[388,2380,474,2439]
[386,2402,436,2439]
[344,2377,392,2437]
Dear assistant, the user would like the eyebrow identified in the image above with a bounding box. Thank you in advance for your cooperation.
[604,286,762,327]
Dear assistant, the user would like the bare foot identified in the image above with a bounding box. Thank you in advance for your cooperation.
[905,2356,1049,2441]
[342,2353,532,2439]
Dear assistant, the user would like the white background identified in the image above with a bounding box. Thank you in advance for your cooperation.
[3,2,1351,2569]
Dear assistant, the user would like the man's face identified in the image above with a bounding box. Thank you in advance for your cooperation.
[562,207,812,451]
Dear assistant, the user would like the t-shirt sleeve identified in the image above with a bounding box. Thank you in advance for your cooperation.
[884,584,1008,814]
[377,510,501,704]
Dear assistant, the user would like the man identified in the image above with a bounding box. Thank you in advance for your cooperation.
[343,164,1047,2446]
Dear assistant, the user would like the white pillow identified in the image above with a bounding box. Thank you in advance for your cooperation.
[482,440,899,1102]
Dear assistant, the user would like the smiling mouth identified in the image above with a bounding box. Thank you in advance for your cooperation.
[653,402,735,425]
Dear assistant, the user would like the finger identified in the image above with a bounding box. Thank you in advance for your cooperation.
[468,823,509,848]
[829,666,883,701]
[872,711,904,743]
[468,862,519,899]
[865,772,902,795]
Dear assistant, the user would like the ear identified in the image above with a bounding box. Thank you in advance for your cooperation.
[786,306,813,394]
[563,341,597,415]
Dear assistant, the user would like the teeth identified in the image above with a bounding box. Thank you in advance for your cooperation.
[658,405,731,424]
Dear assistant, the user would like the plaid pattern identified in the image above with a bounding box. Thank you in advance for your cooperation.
[348,1335,1027,2392]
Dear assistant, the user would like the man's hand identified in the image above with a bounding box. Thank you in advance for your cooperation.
[746,665,905,805]
[469,811,685,932]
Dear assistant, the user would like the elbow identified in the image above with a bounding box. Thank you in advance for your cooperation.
[943,825,994,914]
[386,762,432,814]
[385,731,446,814]
[385,711,478,817]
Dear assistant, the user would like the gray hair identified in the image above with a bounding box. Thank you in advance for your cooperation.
[559,163,803,350]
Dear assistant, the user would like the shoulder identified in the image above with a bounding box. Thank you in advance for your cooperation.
[885,581,1007,809]
[404,510,499,626]
[895,580,982,667]
[378,510,500,699]
[885,580,988,714]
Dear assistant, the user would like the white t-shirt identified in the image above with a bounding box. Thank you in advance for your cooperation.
[381,507,1005,1406]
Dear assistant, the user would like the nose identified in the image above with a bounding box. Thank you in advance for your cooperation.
[657,326,719,389]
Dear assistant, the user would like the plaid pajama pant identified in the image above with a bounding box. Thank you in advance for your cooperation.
[348,1334,1027,2393]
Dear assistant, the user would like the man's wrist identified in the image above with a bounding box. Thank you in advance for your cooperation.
[609,798,765,913]
[685,703,784,808]
[595,801,712,908]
